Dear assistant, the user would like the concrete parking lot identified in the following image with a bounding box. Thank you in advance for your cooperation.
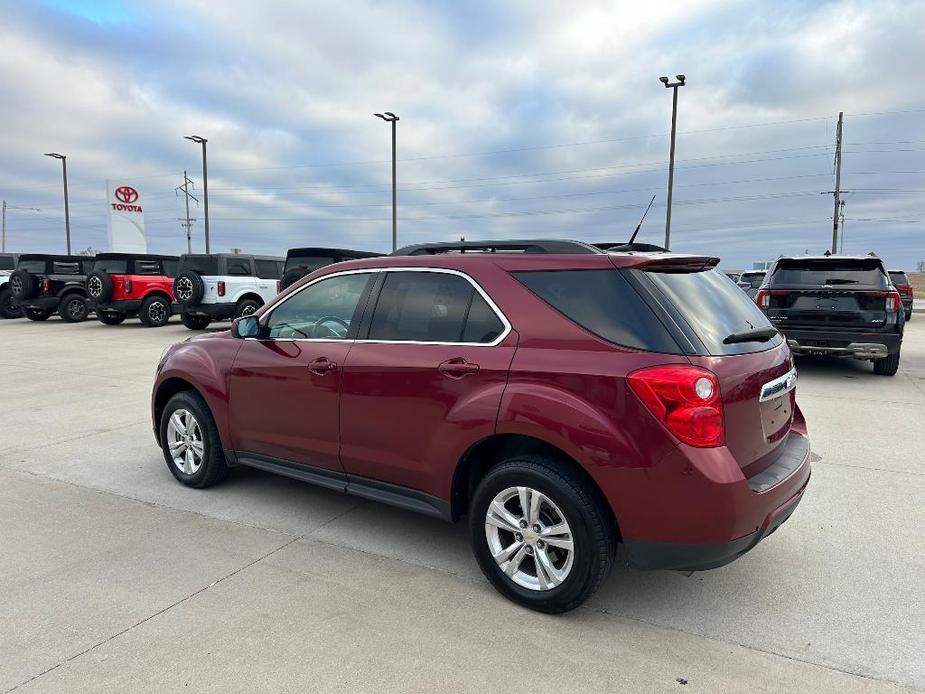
[1,315,923,693]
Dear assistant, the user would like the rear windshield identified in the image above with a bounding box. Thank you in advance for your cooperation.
[285,256,335,273]
[770,259,888,288]
[0,257,15,271]
[889,271,909,286]
[52,261,83,275]
[513,269,680,353]
[739,272,765,288]
[93,259,128,273]
[179,256,219,275]
[642,268,781,355]
[19,260,46,273]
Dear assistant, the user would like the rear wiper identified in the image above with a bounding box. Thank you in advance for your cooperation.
[722,327,778,345]
[823,278,858,285]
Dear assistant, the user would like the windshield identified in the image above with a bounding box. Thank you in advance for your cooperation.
[642,267,780,355]
[889,272,909,286]
[93,259,128,273]
[740,272,765,288]
[178,256,219,275]
[770,259,887,288]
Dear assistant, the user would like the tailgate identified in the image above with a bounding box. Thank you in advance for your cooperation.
[766,289,888,330]
[688,341,796,472]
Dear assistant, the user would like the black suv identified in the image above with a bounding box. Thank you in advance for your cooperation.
[756,255,903,375]
[0,253,21,319]
[888,270,914,321]
[279,247,382,290]
[8,254,95,322]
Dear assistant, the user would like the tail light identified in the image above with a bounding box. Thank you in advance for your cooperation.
[755,289,769,308]
[886,291,901,313]
[42,279,50,293]
[124,278,133,294]
[217,281,226,297]
[627,365,724,447]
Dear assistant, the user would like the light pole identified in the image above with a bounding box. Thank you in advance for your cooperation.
[659,75,686,250]
[44,152,71,254]
[184,135,210,253]
[374,112,399,252]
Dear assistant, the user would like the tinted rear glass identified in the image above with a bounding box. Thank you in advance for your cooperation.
[513,269,679,353]
[179,257,219,275]
[0,257,15,271]
[163,259,179,277]
[770,259,888,288]
[642,268,780,355]
[52,261,82,275]
[255,259,283,279]
[226,258,252,276]
[93,259,128,273]
[285,256,334,273]
[740,272,765,288]
[19,260,46,273]
[889,272,909,286]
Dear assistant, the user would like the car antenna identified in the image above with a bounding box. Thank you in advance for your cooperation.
[628,195,656,244]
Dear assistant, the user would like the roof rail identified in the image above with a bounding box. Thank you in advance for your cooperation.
[392,239,603,256]
[593,241,669,253]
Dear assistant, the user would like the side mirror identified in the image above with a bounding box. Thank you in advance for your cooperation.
[233,315,261,339]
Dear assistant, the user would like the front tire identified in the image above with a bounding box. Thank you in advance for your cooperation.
[98,311,126,325]
[234,298,262,319]
[59,295,89,323]
[139,296,171,327]
[469,456,616,614]
[873,350,900,376]
[159,390,228,488]
[181,313,211,330]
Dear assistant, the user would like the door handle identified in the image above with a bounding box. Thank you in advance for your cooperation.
[438,358,480,378]
[308,357,338,375]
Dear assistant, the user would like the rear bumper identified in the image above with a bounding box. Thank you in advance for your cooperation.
[18,296,61,311]
[90,299,143,315]
[624,480,808,570]
[780,328,902,357]
[180,302,236,319]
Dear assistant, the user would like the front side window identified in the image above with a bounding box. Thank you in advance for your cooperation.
[266,273,370,340]
[368,271,502,343]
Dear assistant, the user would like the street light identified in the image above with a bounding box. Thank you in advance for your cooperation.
[184,135,210,253]
[43,152,71,254]
[658,74,686,250]
[374,112,400,252]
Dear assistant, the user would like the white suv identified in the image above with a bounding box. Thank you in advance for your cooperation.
[173,254,284,330]
[0,253,21,319]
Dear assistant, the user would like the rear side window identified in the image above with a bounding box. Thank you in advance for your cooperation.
[179,257,219,275]
[226,258,252,276]
[255,259,283,279]
[0,257,15,271]
[889,271,909,286]
[770,259,888,288]
[135,260,162,275]
[368,271,503,344]
[642,268,779,355]
[52,261,81,274]
[93,259,128,273]
[514,269,679,353]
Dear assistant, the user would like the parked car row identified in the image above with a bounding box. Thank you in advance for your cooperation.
[0,247,383,329]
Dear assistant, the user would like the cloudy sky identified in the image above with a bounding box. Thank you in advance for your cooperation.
[1,0,923,269]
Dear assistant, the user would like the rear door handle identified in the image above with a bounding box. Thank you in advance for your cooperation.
[308,357,338,375]
[438,358,480,378]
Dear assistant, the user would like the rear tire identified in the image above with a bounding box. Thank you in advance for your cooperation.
[159,390,228,488]
[59,295,89,323]
[905,310,912,322]
[0,287,21,319]
[873,351,900,376]
[181,313,211,330]
[139,296,171,327]
[24,308,50,321]
[469,455,616,614]
[98,311,126,325]
[234,298,262,319]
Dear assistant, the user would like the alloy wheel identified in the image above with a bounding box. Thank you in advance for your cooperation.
[67,299,86,319]
[10,275,22,295]
[166,408,204,474]
[176,277,193,301]
[149,301,167,323]
[484,486,574,591]
[88,275,102,298]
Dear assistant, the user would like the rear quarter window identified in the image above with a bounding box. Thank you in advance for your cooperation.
[513,269,680,353]
[255,259,283,279]
[226,258,253,276]
[19,260,46,273]
[52,261,82,274]
[0,257,15,271]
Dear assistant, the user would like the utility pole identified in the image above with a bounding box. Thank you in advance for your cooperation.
[1,200,5,253]
[374,112,400,252]
[184,136,210,253]
[44,152,71,254]
[659,75,686,250]
[831,111,844,254]
[838,200,846,254]
[175,171,198,254]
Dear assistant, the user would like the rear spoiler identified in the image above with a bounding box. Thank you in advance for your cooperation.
[633,255,720,272]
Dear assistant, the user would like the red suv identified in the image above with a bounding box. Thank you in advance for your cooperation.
[152,240,811,612]
[87,254,179,327]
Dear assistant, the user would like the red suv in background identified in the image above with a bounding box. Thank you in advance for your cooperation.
[152,240,811,613]
[87,254,178,327]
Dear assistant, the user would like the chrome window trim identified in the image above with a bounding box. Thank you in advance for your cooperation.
[256,266,512,347]
[759,367,798,402]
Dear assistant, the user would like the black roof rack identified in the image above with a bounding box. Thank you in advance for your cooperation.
[593,242,669,253]
[392,239,603,256]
